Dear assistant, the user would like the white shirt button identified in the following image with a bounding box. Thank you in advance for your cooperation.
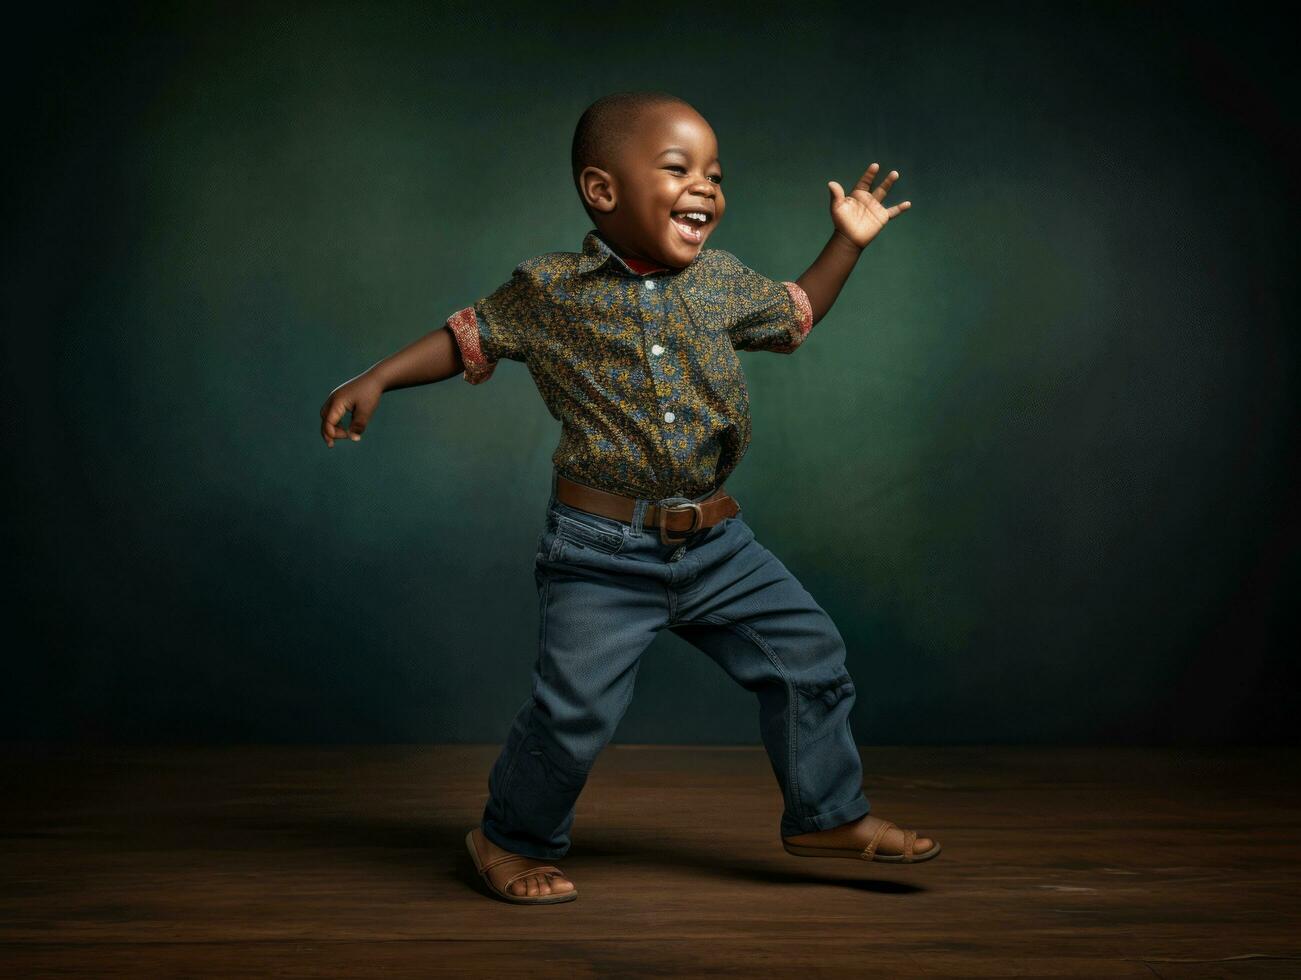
[651,344,664,356]
[664,411,675,423]
[645,279,657,290]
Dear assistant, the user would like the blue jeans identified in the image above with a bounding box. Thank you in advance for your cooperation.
[480,479,872,859]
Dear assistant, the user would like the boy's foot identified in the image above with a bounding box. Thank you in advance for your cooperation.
[467,827,577,900]
[782,813,940,863]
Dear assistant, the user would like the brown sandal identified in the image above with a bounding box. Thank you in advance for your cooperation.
[465,828,579,904]
[782,819,942,864]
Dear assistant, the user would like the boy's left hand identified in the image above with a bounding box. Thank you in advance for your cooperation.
[827,163,911,250]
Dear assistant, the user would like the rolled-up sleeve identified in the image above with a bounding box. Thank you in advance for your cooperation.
[717,252,815,354]
[443,263,535,384]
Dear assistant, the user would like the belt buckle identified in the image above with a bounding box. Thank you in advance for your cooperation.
[657,497,703,545]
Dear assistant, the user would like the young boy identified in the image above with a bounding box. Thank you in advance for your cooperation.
[318,91,939,905]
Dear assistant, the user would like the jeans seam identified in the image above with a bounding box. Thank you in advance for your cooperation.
[609,657,642,754]
[537,573,553,690]
[497,571,555,808]
[493,696,531,819]
[689,613,803,820]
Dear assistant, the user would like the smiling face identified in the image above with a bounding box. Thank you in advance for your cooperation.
[578,102,725,270]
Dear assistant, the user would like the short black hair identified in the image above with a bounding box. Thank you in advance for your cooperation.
[571,91,694,224]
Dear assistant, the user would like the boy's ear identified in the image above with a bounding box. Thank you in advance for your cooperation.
[579,166,617,214]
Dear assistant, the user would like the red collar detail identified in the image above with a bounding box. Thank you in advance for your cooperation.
[620,254,670,276]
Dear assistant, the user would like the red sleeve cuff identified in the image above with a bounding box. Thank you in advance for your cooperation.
[782,281,814,342]
[444,305,497,384]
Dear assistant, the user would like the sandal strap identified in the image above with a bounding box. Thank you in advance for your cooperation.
[479,851,554,875]
[902,828,917,860]
[861,819,896,861]
[476,846,565,883]
[502,865,564,889]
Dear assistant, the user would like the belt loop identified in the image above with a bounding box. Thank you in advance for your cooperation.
[630,497,648,538]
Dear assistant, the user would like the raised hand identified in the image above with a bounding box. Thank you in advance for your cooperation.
[826,163,911,250]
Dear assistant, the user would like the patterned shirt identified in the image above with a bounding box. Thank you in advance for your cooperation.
[444,229,815,500]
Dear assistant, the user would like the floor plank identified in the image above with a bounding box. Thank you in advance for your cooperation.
[2,744,1299,977]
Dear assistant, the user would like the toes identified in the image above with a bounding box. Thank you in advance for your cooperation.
[513,873,554,896]
[503,870,572,897]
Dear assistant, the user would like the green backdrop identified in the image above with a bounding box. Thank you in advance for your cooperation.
[4,1,1296,744]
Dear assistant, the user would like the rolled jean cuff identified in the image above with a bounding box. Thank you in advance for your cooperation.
[479,820,568,861]
[783,792,871,836]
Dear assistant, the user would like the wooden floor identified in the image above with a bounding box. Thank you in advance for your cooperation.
[2,744,1300,978]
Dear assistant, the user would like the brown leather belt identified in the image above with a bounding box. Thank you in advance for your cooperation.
[555,473,740,545]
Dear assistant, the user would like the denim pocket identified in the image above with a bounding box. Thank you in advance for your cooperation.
[551,504,627,556]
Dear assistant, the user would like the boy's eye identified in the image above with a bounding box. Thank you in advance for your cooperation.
[666,165,724,185]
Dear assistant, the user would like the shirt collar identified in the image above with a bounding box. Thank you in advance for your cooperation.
[577,229,678,278]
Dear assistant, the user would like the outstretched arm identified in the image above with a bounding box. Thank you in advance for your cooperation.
[318,326,465,447]
[795,163,911,325]
[318,263,535,446]
[367,326,465,391]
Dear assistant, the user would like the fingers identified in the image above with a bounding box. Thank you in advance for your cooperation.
[347,400,373,438]
[319,397,360,448]
[827,180,845,204]
[886,201,912,218]
[852,162,880,195]
[851,163,902,202]
[874,170,900,201]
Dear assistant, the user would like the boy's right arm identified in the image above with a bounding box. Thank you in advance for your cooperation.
[318,326,464,447]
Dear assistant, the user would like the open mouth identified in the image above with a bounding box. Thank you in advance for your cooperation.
[670,210,711,244]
